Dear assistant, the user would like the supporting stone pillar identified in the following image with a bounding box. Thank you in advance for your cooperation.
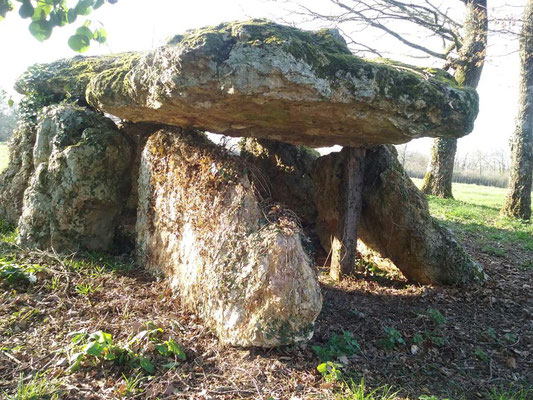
[314,147,366,281]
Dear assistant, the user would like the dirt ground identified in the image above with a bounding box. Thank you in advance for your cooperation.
[0,229,532,400]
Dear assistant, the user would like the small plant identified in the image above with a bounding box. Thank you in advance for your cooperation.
[427,309,447,327]
[317,361,343,382]
[0,258,41,286]
[412,333,424,345]
[419,396,450,400]
[75,282,101,296]
[2,373,61,400]
[378,327,405,350]
[475,346,489,362]
[504,333,517,344]
[487,385,532,400]
[481,245,505,257]
[482,327,498,341]
[67,323,187,374]
[313,331,361,361]
[519,260,532,270]
[115,373,145,398]
[337,378,398,400]
[427,333,446,347]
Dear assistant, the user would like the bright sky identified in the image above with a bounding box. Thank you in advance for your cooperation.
[0,0,523,156]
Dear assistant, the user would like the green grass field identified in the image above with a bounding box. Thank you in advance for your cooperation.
[412,177,533,262]
[0,143,8,173]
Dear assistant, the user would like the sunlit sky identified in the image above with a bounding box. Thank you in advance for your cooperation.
[0,0,523,156]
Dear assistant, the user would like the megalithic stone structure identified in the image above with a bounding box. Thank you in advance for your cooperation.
[0,19,484,347]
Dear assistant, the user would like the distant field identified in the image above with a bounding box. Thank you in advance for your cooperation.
[411,177,512,209]
[411,177,532,259]
[0,143,8,173]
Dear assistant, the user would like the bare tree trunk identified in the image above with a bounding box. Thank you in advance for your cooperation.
[421,138,457,198]
[502,0,533,220]
[421,0,488,198]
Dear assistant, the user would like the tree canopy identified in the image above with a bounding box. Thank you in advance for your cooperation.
[0,0,117,52]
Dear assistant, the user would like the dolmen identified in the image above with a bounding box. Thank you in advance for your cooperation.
[0,19,484,347]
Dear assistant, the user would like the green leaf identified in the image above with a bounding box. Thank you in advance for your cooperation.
[155,343,169,357]
[94,0,104,9]
[316,363,328,374]
[162,361,180,369]
[70,332,87,344]
[166,338,186,360]
[68,33,90,52]
[0,0,14,19]
[139,356,155,374]
[93,27,106,43]
[75,25,92,40]
[8,99,14,107]
[75,0,93,15]
[18,0,33,18]
[28,19,52,41]
[67,7,76,23]
[49,9,67,27]
[84,341,104,357]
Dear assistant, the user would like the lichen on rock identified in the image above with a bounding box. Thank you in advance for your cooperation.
[241,138,484,285]
[17,104,131,252]
[15,19,478,148]
[136,128,322,347]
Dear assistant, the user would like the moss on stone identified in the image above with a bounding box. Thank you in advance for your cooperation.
[15,52,141,106]
[166,19,477,118]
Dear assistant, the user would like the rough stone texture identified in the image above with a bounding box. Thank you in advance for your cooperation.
[116,122,163,244]
[242,139,484,285]
[137,128,322,347]
[16,20,478,147]
[240,138,318,225]
[325,145,485,285]
[17,104,131,252]
[0,122,37,225]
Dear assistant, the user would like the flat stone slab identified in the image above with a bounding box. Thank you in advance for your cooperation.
[16,20,478,147]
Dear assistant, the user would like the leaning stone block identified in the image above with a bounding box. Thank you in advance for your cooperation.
[241,138,484,285]
[136,128,322,347]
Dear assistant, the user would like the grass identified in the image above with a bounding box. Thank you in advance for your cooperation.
[412,178,533,259]
[0,180,531,400]
[0,142,8,173]
[2,373,62,400]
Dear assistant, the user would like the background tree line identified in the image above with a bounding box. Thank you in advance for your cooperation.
[0,89,17,143]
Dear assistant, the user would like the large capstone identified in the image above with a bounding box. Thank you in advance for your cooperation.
[17,104,131,252]
[136,128,322,347]
[15,20,478,148]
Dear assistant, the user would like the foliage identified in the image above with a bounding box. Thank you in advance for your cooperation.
[0,89,17,142]
[378,327,405,350]
[2,373,61,400]
[0,0,117,52]
[313,330,361,361]
[115,373,145,398]
[487,386,533,400]
[317,361,344,382]
[0,257,42,286]
[411,179,533,254]
[67,323,186,374]
[336,379,398,400]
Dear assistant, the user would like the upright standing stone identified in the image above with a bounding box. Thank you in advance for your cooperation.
[137,128,322,347]
[17,105,131,252]
[324,148,366,280]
